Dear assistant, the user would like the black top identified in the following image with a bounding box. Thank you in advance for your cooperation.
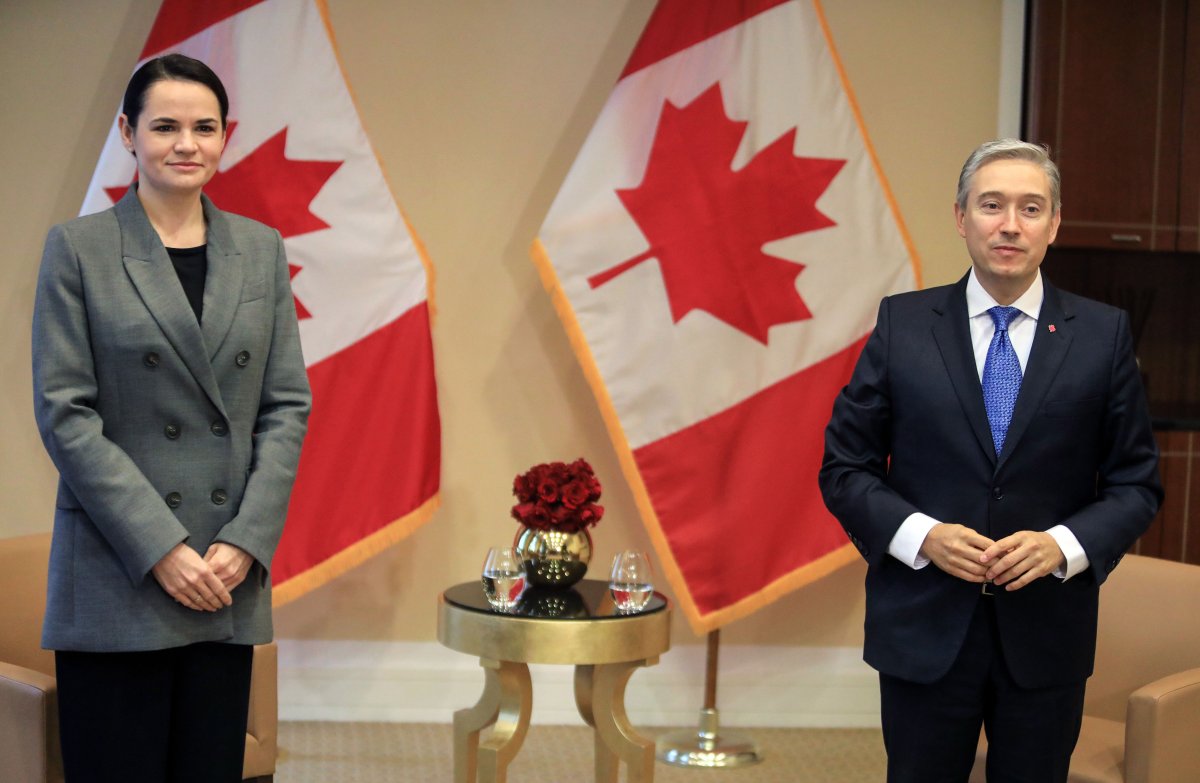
[166,244,208,323]
[443,579,667,620]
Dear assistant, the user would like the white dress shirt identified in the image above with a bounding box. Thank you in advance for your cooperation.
[887,268,1089,581]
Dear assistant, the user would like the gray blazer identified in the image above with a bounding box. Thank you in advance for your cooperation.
[32,187,311,652]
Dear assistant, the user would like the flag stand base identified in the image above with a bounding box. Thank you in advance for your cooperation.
[656,708,764,768]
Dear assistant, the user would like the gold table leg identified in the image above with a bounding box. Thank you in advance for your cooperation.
[454,658,533,783]
[575,657,659,783]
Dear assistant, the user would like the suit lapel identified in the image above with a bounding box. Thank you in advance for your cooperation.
[997,283,1073,467]
[115,188,228,418]
[931,274,997,464]
[199,194,243,362]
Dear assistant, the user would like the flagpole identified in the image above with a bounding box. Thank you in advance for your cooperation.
[656,629,763,768]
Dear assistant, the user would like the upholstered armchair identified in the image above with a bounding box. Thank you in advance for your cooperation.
[0,533,277,783]
[970,554,1200,783]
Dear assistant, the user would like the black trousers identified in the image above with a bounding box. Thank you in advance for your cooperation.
[55,641,253,783]
[879,596,1086,783]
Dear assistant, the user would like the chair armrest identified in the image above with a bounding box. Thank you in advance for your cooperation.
[243,642,278,780]
[0,661,61,783]
[1124,667,1200,783]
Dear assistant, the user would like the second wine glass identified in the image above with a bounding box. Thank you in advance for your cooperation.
[609,550,654,612]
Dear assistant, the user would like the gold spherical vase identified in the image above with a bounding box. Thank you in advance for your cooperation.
[513,526,593,589]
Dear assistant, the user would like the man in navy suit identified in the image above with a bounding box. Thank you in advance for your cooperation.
[819,139,1161,783]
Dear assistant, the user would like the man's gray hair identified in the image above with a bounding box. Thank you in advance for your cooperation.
[956,139,1061,215]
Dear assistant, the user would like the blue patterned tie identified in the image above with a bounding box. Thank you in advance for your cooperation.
[982,306,1022,455]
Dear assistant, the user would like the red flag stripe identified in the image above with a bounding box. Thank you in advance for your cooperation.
[272,302,440,593]
[620,0,792,79]
[633,335,867,623]
[141,0,267,59]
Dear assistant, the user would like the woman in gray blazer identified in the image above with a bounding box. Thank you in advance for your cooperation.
[31,54,311,782]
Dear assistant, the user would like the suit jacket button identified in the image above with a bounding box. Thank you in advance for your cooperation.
[211,489,228,505]
[165,492,182,509]
[143,352,160,368]
[164,423,181,439]
[235,351,251,367]
[210,421,228,437]
[991,486,1003,500]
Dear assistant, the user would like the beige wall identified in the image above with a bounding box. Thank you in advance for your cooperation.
[0,0,1001,648]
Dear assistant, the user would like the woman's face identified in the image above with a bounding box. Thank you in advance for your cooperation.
[119,79,226,200]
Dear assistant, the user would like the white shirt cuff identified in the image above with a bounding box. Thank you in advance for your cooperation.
[889,513,940,569]
[1047,525,1088,580]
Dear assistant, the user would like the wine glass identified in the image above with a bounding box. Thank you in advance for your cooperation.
[609,550,654,613]
[481,547,525,611]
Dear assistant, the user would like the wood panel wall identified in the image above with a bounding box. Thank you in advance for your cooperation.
[1137,431,1199,565]
[1041,248,1199,567]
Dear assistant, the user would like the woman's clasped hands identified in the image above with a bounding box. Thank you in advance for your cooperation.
[150,541,252,611]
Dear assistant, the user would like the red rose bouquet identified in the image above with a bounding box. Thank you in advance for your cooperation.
[511,458,604,533]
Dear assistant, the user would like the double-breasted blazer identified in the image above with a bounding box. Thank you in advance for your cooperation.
[32,187,311,652]
[819,274,1161,688]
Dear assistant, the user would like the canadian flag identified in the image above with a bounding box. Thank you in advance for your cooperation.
[533,0,917,632]
[82,0,441,604]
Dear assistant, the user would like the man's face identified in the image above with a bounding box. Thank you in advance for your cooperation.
[954,158,1061,304]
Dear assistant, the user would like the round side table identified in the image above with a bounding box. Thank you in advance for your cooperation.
[438,579,671,783]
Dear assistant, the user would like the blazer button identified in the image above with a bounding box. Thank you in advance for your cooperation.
[165,492,182,509]
[210,421,229,437]
[164,423,181,439]
[235,351,251,367]
[991,486,1003,500]
[211,489,228,505]
[143,352,160,368]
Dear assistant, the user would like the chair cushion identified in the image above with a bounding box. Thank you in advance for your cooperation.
[969,716,1123,783]
[1066,716,1124,783]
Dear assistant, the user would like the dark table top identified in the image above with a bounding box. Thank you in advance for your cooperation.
[444,578,667,621]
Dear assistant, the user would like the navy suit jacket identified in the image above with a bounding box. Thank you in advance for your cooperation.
[818,273,1161,688]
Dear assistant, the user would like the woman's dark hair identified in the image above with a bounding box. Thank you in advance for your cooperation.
[122,53,229,128]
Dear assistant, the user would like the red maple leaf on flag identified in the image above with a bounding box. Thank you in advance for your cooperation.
[105,123,342,321]
[588,83,846,344]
